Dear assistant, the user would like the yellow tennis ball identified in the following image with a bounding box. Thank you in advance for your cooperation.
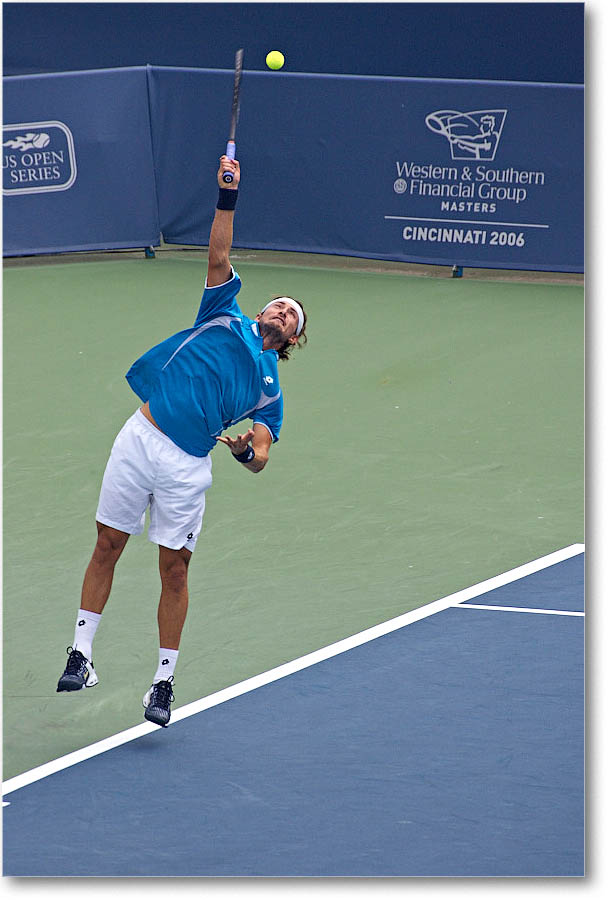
[266,50,285,70]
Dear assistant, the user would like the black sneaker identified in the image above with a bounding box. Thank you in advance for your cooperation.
[142,677,175,727]
[57,646,99,692]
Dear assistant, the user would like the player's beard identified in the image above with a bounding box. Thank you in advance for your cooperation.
[258,320,285,347]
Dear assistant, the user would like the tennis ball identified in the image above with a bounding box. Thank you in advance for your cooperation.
[266,50,285,70]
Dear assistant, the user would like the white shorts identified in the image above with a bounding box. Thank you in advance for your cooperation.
[96,410,213,552]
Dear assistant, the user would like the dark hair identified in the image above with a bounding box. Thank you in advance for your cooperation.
[270,295,308,361]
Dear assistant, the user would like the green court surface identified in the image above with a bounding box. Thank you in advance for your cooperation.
[3,255,583,779]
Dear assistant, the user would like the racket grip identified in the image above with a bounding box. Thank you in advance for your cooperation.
[222,141,236,183]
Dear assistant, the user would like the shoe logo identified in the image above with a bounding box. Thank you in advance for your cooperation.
[78,620,86,626]
[162,659,170,665]
[187,532,193,539]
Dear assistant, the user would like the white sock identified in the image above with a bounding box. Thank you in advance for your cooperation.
[153,648,179,684]
[73,608,102,661]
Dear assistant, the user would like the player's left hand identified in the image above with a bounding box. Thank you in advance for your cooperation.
[216,428,254,455]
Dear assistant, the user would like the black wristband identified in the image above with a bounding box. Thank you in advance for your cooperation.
[233,445,255,464]
[217,188,238,210]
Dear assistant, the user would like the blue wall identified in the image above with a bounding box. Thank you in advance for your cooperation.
[3,66,583,271]
[3,68,160,255]
[3,2,584,84]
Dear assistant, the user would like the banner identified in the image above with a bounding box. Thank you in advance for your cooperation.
[149,68,582,273]
[3,67,160,255]
[380,79,583,272]
[4,67,582,272]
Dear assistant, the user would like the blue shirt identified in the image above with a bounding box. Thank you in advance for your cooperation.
[125,269,283,457]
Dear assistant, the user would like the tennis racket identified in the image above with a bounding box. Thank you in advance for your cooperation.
[223,48,244,183]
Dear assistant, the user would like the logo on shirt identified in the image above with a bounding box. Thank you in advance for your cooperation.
[3,121,78,195]
[263,375,274,385]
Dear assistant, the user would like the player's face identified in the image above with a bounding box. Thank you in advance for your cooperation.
[257,301,299,343]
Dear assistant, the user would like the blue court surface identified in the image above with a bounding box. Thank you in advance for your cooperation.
[3,547,584,877]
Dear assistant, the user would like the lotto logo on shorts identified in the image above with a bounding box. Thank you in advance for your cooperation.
[3,121,77,195]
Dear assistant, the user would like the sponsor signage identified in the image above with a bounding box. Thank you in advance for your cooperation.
[382,88,582,270]
[146,70,581,271]
[388,106,551,256]
[3,121,77,195]
[3,68,160,255]
[2,68,581,270]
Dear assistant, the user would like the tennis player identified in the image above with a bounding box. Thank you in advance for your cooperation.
[56,155,308,726]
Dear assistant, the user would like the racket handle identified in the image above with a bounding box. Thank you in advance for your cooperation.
[222,141,236,183]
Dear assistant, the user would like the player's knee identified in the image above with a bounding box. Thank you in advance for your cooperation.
[159,551,190,592]
[93,523,128,566]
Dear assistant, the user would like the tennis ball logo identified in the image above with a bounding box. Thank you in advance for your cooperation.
[3,131,51,151]
[32,133,50,149]
[266,50,285,70]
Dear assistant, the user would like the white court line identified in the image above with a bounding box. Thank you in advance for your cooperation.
[2,542,584,797]
[455,604,584,616]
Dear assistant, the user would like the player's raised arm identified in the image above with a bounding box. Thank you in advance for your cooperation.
[207,156,240,288]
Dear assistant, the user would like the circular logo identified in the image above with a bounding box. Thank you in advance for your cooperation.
[32,133,50,149]
[393,178,407,194]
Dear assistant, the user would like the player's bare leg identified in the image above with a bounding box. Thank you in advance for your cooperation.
[157,545,191,649]
[57,523,129,692]
[143,545,191,726]
[81,522,130,614]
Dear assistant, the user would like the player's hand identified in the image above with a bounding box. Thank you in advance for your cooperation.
[217,155,240,189]
[216,428,254,455]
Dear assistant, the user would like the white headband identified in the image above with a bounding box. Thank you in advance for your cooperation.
[261,297,304,336]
